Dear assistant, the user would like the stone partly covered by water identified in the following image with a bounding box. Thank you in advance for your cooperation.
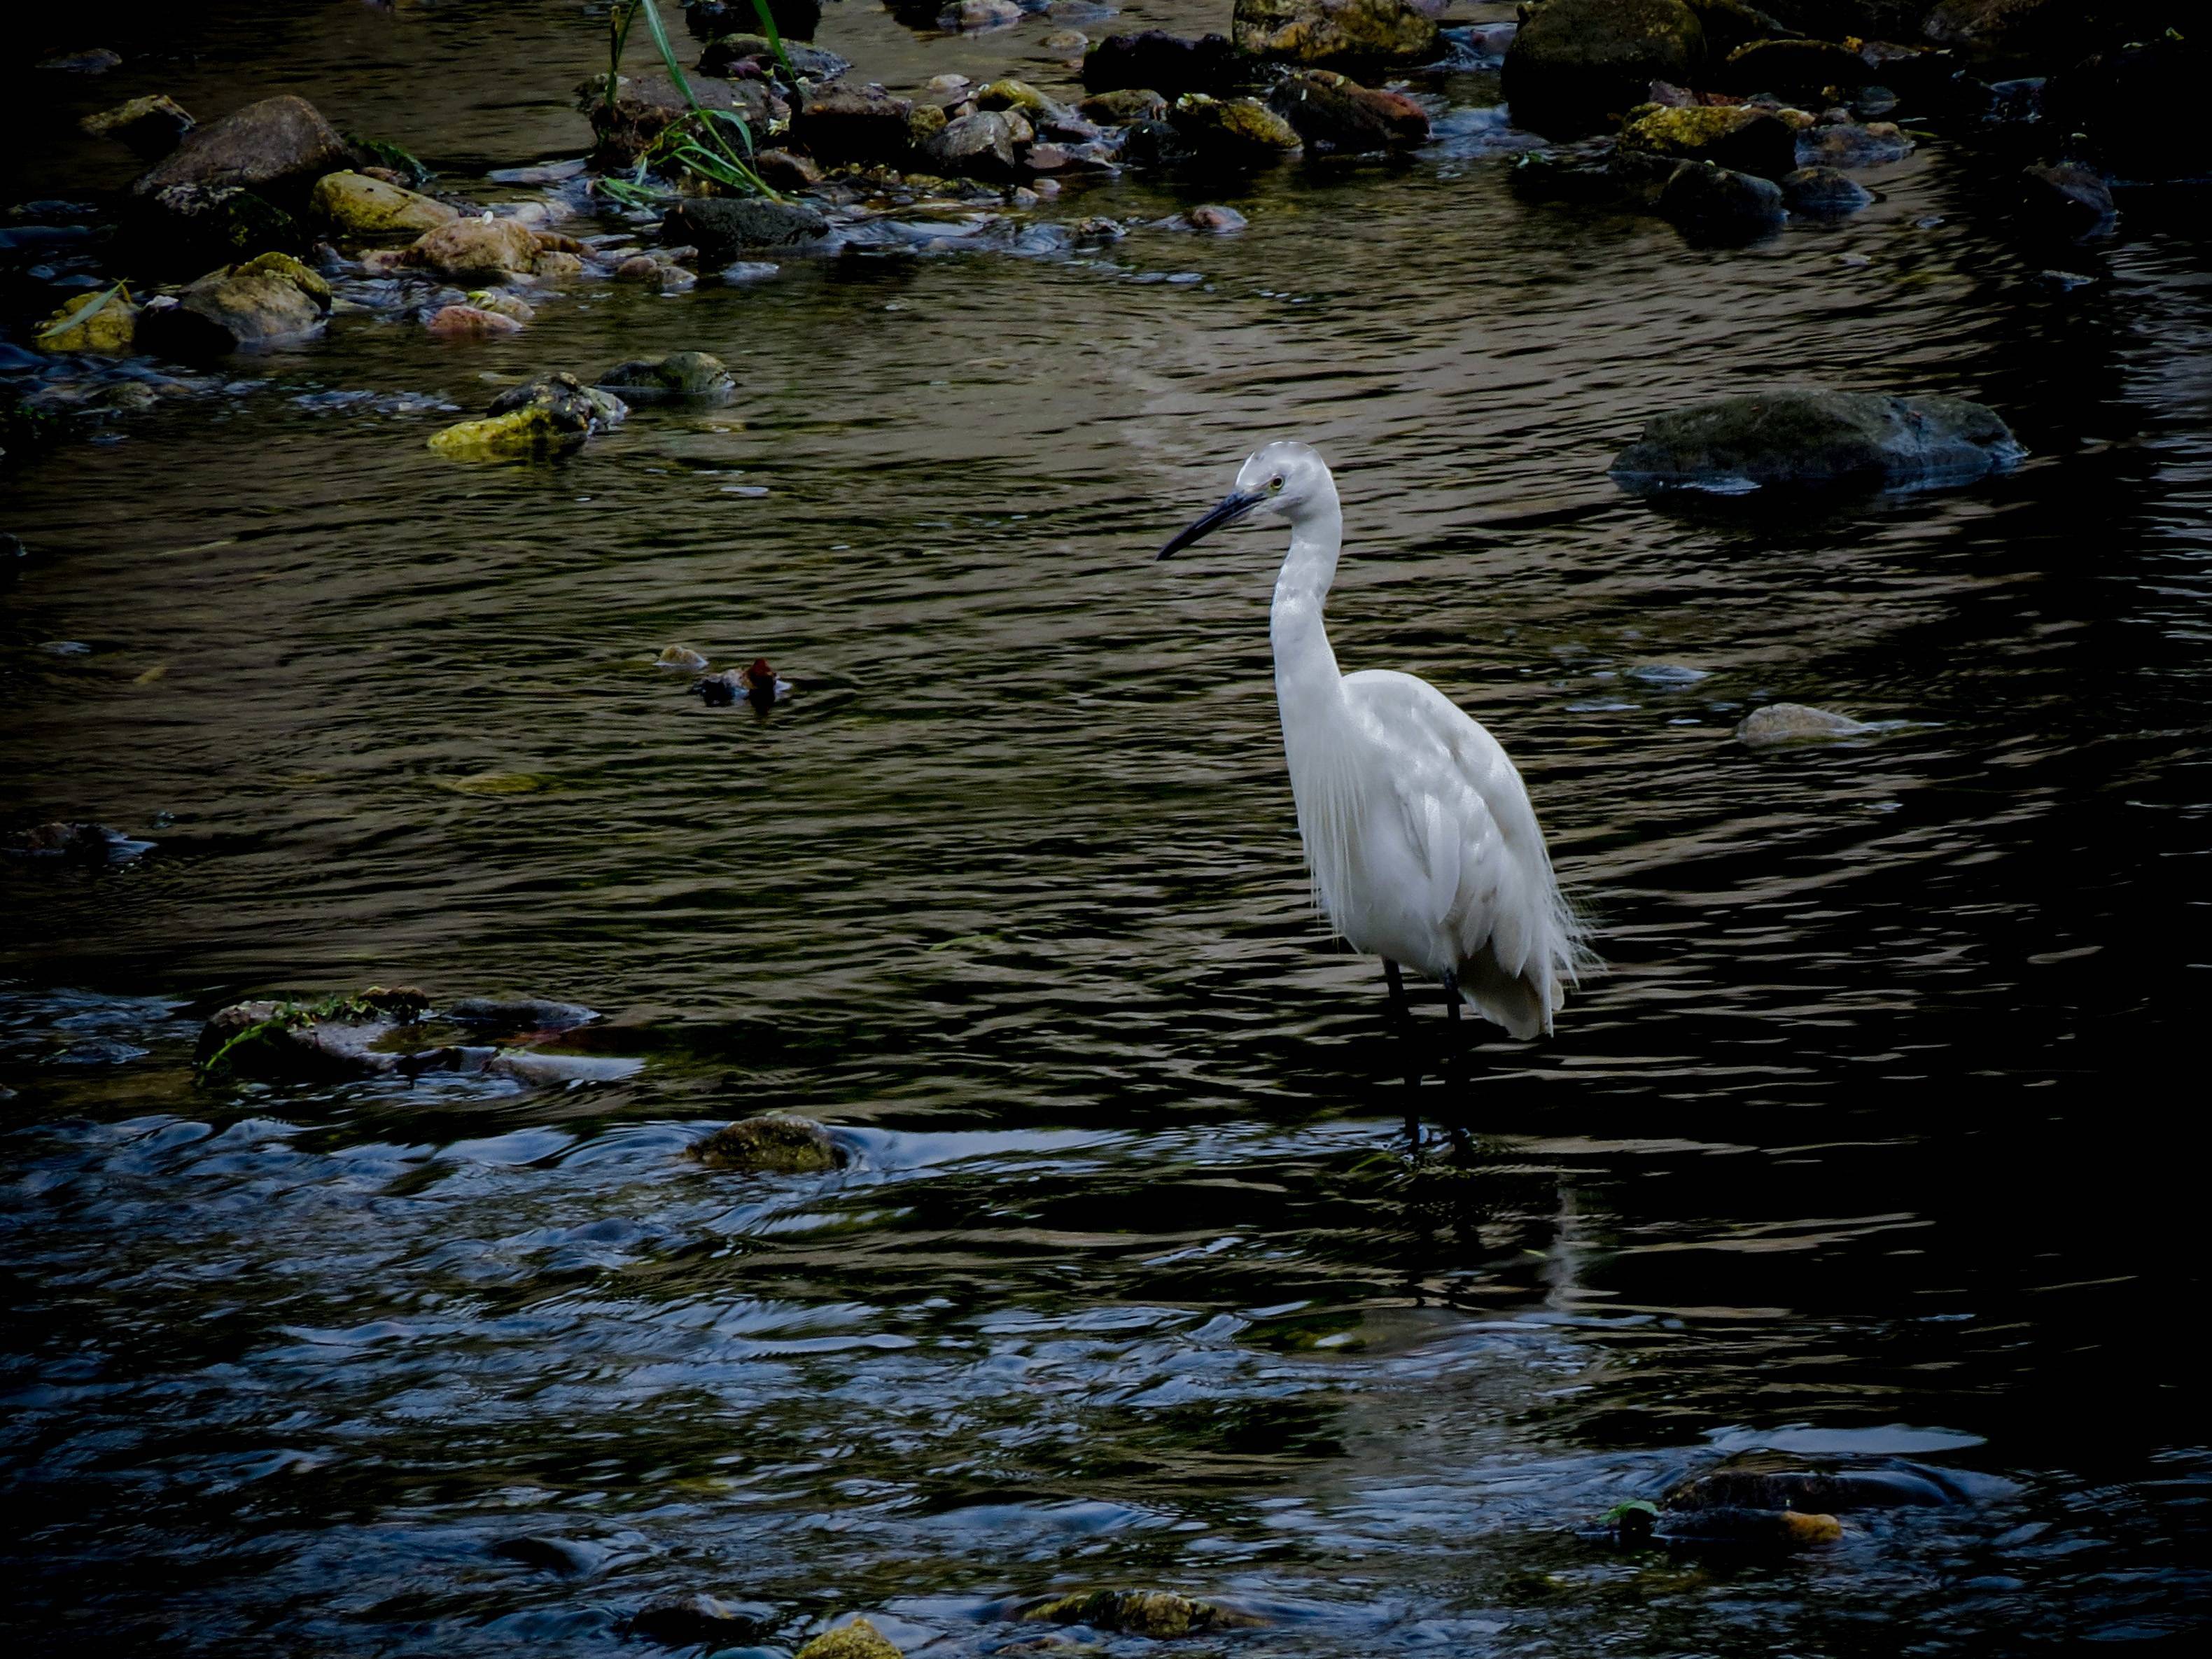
[135,251,331,356]
[662,197,830,262]
[1735,702,1875,746]
[1230,0,1440,70]
[4,820,156,864]
[596,351,738,404]
[197,986,631,1085]
[401,215,543,280]
[426,372,626,459]
[1502,0,1706,136]
[1656,159,1784,239]
[1167,94,1303,171]
[1018,1588,1264,1637]
[1783,164,1872,216]
[690,1114,844,1173]
[1611,388,2026,493]
[135,182,304,269]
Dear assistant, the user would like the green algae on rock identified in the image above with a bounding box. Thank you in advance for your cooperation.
[428,373,625,460]
[1018,1589,1264,1638]
[1613,388,2025,493]
[1619,103,1795,179]
[794,1616,903,1659]
[309,170,458,238]
[1268,69,1430,155]
[1231,0,1438,69]
[1168,94,1302,168]
[690,1114,844,1172]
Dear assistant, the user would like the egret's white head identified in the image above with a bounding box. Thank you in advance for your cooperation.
[1157,440,1334,560]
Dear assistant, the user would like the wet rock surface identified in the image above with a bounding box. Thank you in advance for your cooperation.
[1619,104,1797,178]
[795,1617,904,1659]
[690,1114,844,1172]
[195,986,633,1085]
[309,171,458,239]
[130,94,355,205]
[80,94,195,159]
[428,373,626,459]
[1018,1588,1264,1637]
[1782,164,1872,214]
[1657,160,1785,238]
[1612,388,2025,491]
[1735,701,1876,744]
[596,350,738,402]
[136,251,332,356]
[1084,31,1239,99]
[1268,71,1432,156]
[664,197,830,259]
[792,85,916,167]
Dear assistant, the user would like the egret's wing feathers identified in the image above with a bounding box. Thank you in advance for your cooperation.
[1342,669,1576,1038]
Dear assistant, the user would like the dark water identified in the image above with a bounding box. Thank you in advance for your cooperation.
[5,3,2210,1654]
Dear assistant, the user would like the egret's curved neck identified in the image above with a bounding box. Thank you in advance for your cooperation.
[1270,489,1347,734]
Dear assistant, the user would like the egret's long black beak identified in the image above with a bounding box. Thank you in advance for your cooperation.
[1157,490,1264,560]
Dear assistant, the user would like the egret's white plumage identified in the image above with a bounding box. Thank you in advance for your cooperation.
[1160,441,1585,1037]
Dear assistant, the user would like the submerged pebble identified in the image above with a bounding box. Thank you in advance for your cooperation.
[690,1114,843,1172]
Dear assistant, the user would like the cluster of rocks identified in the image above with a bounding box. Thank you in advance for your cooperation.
[1502,0,2207,240]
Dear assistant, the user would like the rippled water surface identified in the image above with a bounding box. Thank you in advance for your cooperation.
[5,3,2211,1654]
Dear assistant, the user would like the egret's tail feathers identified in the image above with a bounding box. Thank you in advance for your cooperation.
[1458,943,1553,1042]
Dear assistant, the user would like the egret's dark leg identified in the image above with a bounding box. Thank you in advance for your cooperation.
[1440,967,1462,1023]
[1383,959,1408,1014]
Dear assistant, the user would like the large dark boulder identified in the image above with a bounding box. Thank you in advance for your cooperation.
[130,94,354,206]
[132,182,304,271]
[1084,31,1240,98]
[1502,0,1706,136]
[923,111,1023,180]
[664,196,830,260]
[1611,388,2026,493]
[2044,34,2212,183]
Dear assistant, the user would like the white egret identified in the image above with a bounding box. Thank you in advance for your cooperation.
[1158,441,1586,1036]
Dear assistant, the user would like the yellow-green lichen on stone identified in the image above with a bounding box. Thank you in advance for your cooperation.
[690,1114,843,1173]
[426,408,583,460]
[1020,1589,1264,1638]
[309,169,459,238]
[794,1617,903,1659]
[39,287,139,354]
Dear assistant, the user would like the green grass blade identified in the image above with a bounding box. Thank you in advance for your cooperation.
[743,0,801,88]
[35,280,132,344]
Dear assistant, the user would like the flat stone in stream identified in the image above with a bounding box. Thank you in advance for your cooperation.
[597,350,738,403]
[1614,388,2025,493]
[309,171,458,239]
[80,94,195,159]
[1079,87,1169,125]
[1795,120,1914,168]
[690,1114,844,1173]
[197,986,636,1084]
[130,93,355,206]
[796,1618,904,1659]
[1502,0,1707,136]
[1230,0,1439,70]
[5,821,156,865]
[1083,31,1240,99]
[2020,162,2115,234]
[405,215,543,279]
[1735,703,1874,746]
[662,197,829,261]
[925,111,1023,179]
[1670,1466,1957,1511]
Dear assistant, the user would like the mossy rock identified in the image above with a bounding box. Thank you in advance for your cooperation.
[1168,93,1302,167]
[1613,388,2024,493]
[1078,87,1168,125]
[795,1618,902,1659]
[976,79,1057,116]
[309,170,458,238]
[39,288,139,354]
[81,94,195,159]
[1618,104,1795,179]
[195,986,432,1082]
[1020,1590,1262,1638]
[690,1114,843,1173]
[596,351,737,403]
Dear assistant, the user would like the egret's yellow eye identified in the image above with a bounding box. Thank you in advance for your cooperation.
[1269,476,1285,493]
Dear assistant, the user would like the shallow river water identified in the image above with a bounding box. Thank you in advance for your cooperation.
[4,2,2210,1655]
